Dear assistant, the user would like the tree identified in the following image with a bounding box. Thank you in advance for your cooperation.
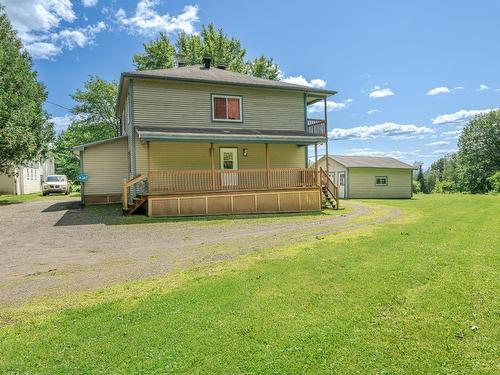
[0,6,54,175]
[456,110,500,193]
[71,75,120,135]
[135,23,280,80]
[416,163,427,193]
[133,32,176,70]
[246,55,280,80]
[54,121,115,180]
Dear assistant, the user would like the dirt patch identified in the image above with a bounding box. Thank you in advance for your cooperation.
[0,198,401,306]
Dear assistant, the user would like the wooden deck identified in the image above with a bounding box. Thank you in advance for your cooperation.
[122,167,338,216]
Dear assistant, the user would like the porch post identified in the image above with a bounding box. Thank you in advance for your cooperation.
[265,143,270,188]
[210,143,215,190]
[147,141,151,178]
[324,97,329,175]
[314,142,318,185]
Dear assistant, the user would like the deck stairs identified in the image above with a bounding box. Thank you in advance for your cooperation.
[319,167,339,209]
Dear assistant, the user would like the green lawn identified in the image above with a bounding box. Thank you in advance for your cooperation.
[0,191,80,205]
[0,195,498,374]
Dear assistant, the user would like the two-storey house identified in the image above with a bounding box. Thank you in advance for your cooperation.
[74,58,339,216]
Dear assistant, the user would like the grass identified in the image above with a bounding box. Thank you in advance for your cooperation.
[0,192,80,205]
[0,194,498,374]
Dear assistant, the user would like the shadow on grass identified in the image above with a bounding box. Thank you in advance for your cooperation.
[48,201,343,227]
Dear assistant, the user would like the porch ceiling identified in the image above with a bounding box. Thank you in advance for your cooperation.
[135,126,326,145]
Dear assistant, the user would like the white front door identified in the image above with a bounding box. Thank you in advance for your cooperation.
[338,172,346,198]
[220,148,238,187]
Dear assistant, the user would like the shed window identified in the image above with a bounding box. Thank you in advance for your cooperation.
[375,176,388,186]
[212,95,242,122]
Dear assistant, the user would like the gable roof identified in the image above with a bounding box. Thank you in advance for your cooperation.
[117,65,336,112]
[323,155,415,169]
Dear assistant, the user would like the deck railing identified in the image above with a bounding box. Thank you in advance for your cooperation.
[307,119,327,136]
[147,168,318,194]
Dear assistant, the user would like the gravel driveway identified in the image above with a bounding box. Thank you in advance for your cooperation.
[0,197,400,306]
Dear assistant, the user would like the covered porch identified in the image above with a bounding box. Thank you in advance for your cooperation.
[123,128,337,216]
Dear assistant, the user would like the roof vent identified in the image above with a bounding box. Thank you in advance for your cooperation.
[217,64,227,70]
[202,56,211,69]
[176,54,186,67]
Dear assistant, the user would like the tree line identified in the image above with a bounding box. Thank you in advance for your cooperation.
[414,110,500,194]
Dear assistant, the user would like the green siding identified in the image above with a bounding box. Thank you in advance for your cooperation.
[347,168,412,198]
[133,79,305,132]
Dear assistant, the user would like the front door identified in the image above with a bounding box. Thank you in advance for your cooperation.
[220,148,238,187]
[338,171,346,198]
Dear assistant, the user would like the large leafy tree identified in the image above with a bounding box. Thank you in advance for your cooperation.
[456,110,500,193]
[134,23,280,80]
[71,75,120,135]
[246,55,280,80]
[133,32,176,70]
[54,76,119,178]
[0,6,54,175]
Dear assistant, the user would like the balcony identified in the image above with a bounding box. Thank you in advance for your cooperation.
[306,119,327,137]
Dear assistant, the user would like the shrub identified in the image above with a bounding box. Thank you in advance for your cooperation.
[487,171,500,193]
[433,179,456,193]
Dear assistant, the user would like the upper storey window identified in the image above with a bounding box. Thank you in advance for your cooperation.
[212,95,242,122]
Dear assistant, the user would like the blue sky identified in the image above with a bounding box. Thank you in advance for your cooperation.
[4,0,500,168]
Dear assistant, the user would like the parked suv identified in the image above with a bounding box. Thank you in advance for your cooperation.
[42,175,71,195]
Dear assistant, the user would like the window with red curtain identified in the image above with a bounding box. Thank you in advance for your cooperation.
[213,97,227,119]
[212,96,241,121]
[227,98,241,120]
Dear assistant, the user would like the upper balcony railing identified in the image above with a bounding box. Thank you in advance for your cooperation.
[306,119,327,137]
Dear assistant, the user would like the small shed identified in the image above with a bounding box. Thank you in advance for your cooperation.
[316,155,415,198]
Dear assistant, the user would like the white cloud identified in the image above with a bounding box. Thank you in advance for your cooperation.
[433,148,457,155]
[54,21,106,49]
[368,87,394,98]
[3,0,106,59]
[308,99,352,113]
[478,84,489,91]
[25,42,62,59]
[329,122,433,140]
[366,109,380,115]
[281,75,326,88]
[426,140,450,146]
[432,108,496,125]
[116,1,199,35]
[454,86,464,90]
[82,0,98,7]
[51,114,75,131]
[426,86,450,96]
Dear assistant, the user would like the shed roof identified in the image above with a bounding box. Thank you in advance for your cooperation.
[324,155,415,169]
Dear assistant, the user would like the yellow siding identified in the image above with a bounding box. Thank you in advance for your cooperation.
[141,142,306,171]
[348,168,412,198]
[83,138,128,194]
[133,80,305,132]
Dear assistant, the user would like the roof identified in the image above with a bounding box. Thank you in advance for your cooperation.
[324,155,415,169]
[72,135,127,152]
[136,126,325,145]
[117,64,337,112]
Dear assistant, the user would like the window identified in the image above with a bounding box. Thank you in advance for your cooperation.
[212,95,242,122]
[375,176,388,186]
